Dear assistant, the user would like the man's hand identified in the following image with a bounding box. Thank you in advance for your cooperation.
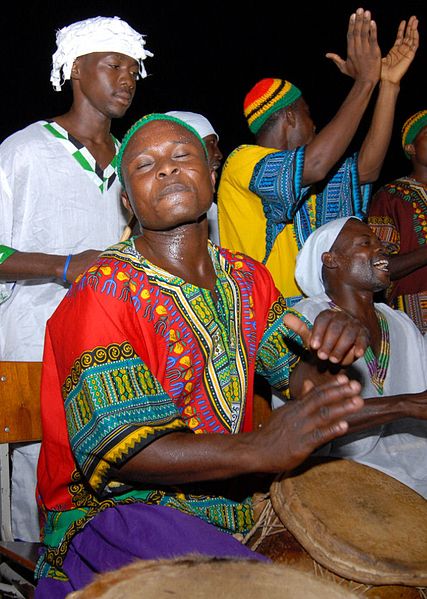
[283,309,369,366]
[254,375,364,473]
[326,7,381,85]
[381,16,419,84]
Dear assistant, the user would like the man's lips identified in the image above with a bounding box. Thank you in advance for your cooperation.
[114,91,132,105]
[159,183,190,197]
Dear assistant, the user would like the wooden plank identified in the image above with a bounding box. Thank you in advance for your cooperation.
[0,362,42,443]
[0,541,41,572]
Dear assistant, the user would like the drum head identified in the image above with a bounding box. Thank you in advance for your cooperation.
[67,556,360,598]
[270,458,427,586]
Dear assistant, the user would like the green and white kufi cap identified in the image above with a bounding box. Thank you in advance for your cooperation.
[117,113,208,186]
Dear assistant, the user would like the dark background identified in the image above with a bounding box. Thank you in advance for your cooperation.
[2,0,426,192]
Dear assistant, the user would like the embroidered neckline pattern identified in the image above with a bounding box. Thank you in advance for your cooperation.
[43,120,119,193]
[328,301,390,395]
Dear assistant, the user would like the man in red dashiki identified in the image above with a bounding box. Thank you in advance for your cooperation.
[35,113,366,598]
[369,110,427,333]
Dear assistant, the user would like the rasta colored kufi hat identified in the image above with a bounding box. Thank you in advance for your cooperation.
[401,110,427,158]
[117,113,208,186]
[244,78,302,134]
[295,217,361,297]
[165,111,219,140]
[51,16,153,91]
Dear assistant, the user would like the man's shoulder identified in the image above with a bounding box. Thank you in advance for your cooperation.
[0,121,49,153]
[374,177,415,197]
[218,245,271,277]
[293,294,330,321]
[222,144,277,173]
[376,302,423,332]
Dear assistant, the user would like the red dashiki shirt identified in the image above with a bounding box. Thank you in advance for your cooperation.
[36,240,304,581]
[369,177,427,333]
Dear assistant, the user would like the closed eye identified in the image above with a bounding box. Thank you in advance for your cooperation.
[136,161,152,170]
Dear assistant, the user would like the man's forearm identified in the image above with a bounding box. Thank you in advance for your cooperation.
[389,247,427,280]
[0,249,66,281]
[303,79,376,185]
[357,80,400,183]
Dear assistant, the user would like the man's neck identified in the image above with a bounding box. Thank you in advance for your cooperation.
[409,164,427,185]
[327,287,375,321]
[52,104,112,146]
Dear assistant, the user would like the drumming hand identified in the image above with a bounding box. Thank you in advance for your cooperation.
[257,375,363,473]
[284,309,369,365]
[61,250,101,284]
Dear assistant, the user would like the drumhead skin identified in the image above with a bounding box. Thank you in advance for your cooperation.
[270,459,427,586]
[66,557,360,599]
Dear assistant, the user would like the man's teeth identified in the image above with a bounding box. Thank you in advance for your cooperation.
[373,260,389,271]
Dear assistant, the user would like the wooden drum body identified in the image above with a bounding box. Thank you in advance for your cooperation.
[253,458,427,598]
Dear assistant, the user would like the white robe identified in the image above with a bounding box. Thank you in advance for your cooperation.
[0,121,127,540]
[294,293,427,498]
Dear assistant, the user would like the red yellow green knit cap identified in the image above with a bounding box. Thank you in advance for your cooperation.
[401,110,427,158]
[244,78,302,134]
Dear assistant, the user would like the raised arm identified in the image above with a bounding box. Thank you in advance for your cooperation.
[302,7,381,185]
[357,16,419,183]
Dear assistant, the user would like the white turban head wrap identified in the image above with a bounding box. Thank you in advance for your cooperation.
[51,16,153,91]
[165,111,219,140]
[295,216,361,297]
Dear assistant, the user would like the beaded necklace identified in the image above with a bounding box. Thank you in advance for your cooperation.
[328,301,390,395]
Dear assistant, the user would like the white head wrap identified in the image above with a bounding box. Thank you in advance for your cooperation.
[295,216,361,297]
[51,16,153,91]
[165,111,219,140]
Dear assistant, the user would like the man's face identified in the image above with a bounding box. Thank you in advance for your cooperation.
[122,121,215,231]
[286,98,316,149]
[203,134,223,174]
[327,220,390,293]
[411,125,427,166]
[73,52,139,118]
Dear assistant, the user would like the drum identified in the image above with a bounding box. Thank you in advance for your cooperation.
[66,555,360,598]
[249,458,427,598]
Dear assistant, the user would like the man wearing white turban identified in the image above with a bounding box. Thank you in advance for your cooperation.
[0,16,152,542]
[165,111,223,245]
[294,217,427,497]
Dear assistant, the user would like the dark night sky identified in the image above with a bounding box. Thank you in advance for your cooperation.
[2,0,426,192]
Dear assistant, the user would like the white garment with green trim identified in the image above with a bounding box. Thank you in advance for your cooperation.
[0,120,127,361]
[0,121,127,543]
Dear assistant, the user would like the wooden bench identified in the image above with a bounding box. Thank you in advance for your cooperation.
[0,361,43,574]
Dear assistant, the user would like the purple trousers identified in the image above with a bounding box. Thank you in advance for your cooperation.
[35,503,267,598]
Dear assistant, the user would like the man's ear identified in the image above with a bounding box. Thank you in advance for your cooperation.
[284,107,296,128]
[322,251,338,269]
[404,143,416,157]
[70,58,81,80]
[121,191,134,215]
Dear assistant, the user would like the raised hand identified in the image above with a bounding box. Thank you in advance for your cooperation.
[283,309,369,365]
[381,16,419,84]
[325,7,381,84]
